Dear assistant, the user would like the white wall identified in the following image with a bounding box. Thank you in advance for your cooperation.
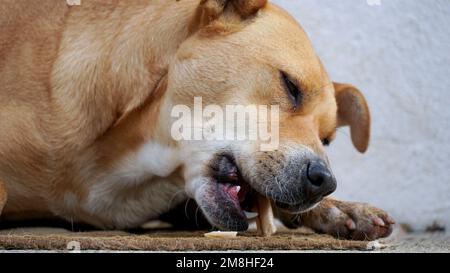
[272,0,450,230]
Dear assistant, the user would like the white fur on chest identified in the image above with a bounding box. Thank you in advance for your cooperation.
[80,142,186,229]
[114,142,181,184]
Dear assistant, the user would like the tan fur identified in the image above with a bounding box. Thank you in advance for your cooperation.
[334,83,371,153]
[0,0,195,223]
[0,0,385,236]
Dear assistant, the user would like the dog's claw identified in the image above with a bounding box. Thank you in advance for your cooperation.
[346,219,356,230]
[385,216,396,225]
[373,217,385,227]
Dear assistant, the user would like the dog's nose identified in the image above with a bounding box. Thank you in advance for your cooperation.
[305,159,337,199]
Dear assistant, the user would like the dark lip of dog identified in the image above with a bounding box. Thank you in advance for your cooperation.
[198,151,336,231]
[198,153,254,231]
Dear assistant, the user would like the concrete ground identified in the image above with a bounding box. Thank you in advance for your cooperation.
[379,232,450,253]
[296,231,450,253]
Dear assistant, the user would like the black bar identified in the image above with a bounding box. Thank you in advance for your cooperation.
[0,252,446,272]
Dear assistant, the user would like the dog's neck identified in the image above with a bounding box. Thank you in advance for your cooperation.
[50,1,200,154]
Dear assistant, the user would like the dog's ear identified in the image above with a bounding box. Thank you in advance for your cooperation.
[334,82,371,153]
[190,0,267,33]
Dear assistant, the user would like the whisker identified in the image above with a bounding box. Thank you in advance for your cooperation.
[195,205,201,228]
[167,189,187,211]
[184,198,191,220]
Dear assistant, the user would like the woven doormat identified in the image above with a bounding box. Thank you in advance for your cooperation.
[0,227,374,251]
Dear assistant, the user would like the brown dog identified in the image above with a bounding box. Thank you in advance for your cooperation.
[0,0,393,240]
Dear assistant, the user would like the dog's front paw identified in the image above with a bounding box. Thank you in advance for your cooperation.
[281,199,395,241]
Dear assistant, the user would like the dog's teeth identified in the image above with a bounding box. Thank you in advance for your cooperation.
[227,172,238,180]
[236,186,241,193]
[244,211,259,219]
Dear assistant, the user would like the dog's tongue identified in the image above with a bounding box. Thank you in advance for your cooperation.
[226,185,240,201]
[253,194,277,237]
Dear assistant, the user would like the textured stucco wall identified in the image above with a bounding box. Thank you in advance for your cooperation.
[272,0,450,230]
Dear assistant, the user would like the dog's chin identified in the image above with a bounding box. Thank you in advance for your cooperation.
[276,201,322,215]
[196,179,250,231]
[196,176,321,231]
[274,196,324,214]
[195,153,324,231]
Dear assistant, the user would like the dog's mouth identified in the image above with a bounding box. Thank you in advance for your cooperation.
[201,154,260,231]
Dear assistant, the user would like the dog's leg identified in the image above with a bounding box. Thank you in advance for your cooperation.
[278,198,395,241]
[0,179,7,216]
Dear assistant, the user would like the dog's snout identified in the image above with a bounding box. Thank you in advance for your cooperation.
[307,160,331,187]
[305,160,337,199]
[249,150,338,212]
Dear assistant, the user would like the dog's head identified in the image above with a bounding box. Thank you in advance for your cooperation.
[163,0,370,230]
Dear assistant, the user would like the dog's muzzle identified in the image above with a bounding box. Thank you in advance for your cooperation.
[196,149,337,231]
[274,157,337,212]
[238,149,337,214]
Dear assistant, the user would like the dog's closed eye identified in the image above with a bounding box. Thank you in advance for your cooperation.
[281,71,302,110]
